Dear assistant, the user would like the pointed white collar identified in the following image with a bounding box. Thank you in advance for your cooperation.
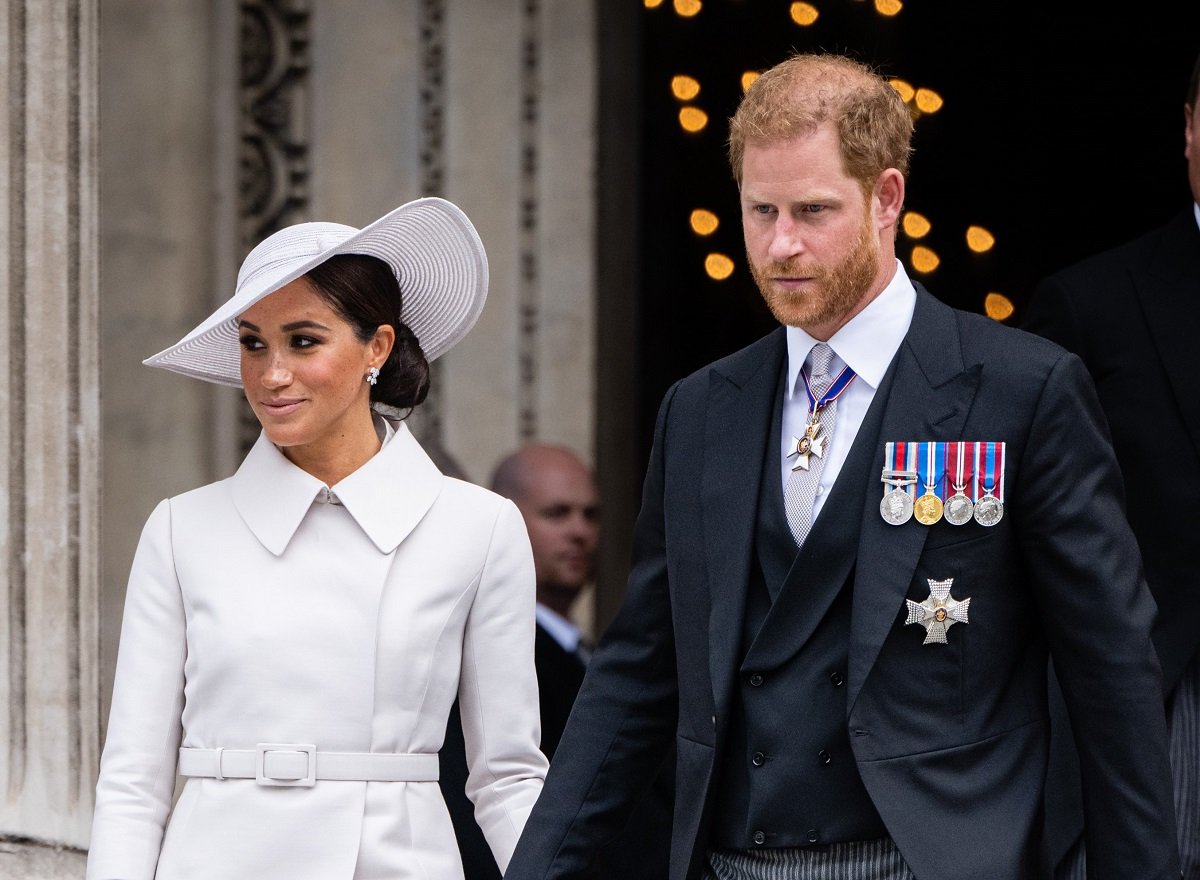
[784,259,916,400]
[230,418,443,556]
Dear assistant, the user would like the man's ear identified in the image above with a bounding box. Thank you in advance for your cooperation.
[874,168,905,230]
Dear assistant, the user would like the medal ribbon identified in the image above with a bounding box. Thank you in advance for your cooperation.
[917,441,946,498]
[974,441,1005,501]
[947,440,973,493]
[884,441,919,501]
[800,361,857,415]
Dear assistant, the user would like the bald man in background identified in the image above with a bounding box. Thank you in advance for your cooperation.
[492,444,602,756]
[442,443,673,880]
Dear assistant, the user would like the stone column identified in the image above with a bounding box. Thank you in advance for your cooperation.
[0,0,100,868]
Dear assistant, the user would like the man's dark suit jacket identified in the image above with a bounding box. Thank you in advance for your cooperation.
[1025,206,1200,869]
[441,621,673,879]
[505,285,1179,880]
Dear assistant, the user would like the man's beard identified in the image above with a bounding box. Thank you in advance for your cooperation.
[749,216,880,332]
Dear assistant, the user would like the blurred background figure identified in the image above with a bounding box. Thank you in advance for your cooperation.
[441,442,672,880]
[492,443,601,756]
[1025,49,1200,880]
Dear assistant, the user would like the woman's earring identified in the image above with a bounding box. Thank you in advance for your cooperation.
[366,366,380,386]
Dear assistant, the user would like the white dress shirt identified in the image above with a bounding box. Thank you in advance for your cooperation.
[535,603,585,655]
[780,259,917,521]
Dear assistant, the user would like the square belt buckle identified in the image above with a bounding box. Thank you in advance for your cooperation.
[254,742,317,787]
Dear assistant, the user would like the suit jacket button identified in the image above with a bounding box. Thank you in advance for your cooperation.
[749,673,764,687]
[753,831,766,845]
[818,749,832,764]
[829,671,844,687]
[751,751,765,767]
[807,829,820,844]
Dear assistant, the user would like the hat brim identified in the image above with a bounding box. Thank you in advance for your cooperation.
[143,197,488,387]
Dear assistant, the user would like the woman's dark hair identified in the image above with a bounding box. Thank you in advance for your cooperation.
[304,253,430,411]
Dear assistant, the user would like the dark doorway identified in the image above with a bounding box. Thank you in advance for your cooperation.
[595,0,1199,628]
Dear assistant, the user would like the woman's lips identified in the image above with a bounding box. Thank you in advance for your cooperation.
[262,399,304,417]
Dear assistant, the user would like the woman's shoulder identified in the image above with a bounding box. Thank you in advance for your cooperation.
[159,474,237,516]
[434,474,515,516]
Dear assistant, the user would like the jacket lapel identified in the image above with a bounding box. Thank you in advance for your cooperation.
[1135,209,1200,461]
[703,330,787,723]
[848,286,982,709]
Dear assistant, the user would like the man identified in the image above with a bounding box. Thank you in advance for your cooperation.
[1025,51,1200,880]
[441,443,671,879]
[492,444,603,757]
[505,53,1179,880]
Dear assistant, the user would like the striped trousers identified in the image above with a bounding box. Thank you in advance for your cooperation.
[1057,647,1200,880]
[704,838,915,880]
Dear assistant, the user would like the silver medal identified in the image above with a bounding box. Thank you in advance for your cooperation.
[944,487,974,526]
[880,487,914,525]
[973,493,1003,527]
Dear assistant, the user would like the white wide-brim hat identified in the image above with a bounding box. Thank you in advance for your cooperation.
[143,197,488,386]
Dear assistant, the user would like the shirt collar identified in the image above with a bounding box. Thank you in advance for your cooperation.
[535,603,583,653]
[1192,201,1199,231]
[785,259,917,400]
[231,417,443,556]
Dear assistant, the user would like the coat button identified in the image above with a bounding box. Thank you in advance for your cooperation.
[818,749,832,764]
[749,673,764,687]
[829,671,844,687]
[751,751,765,767]
[807,829,820,844]
[753,831,766,845]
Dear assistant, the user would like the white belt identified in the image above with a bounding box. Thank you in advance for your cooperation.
[178,744,439,787]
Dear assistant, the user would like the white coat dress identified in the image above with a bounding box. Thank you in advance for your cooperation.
[86,418,547,879]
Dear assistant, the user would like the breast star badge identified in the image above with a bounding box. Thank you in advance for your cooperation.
[788,420,827,471]
[905,577,970,645]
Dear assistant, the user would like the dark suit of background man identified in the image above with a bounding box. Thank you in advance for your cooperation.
[440,443,672,880]
[504,52,1180,880]
[1025,50,1200,880]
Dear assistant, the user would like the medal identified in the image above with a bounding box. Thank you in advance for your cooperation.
[905,577,971,645]
[943,441,974,526]
[788,418,827,471]
[880,487,915,525]
[880,442,918,525]
[787,356,857,472]
[972,441,1005,527]
[913,442,944,525]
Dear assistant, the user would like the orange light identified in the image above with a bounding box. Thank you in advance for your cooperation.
[911,246,940,273]
[985,293,1014,321]
[705,253,735,280]
[741,71,761,92]
[902,212,931,239]
[966,225,995,253]
[674,0,702,16]
[644,0,665,6]
[671,75,701,101]
[690,209,719,235]
[679,106,709,133]
[889,79,915,103]
[875,0,902,15]
[915,88,944,114]
[790,2,819,25]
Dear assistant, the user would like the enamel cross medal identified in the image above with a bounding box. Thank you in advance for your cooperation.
[788,359,857,471]
[906,577,971,644]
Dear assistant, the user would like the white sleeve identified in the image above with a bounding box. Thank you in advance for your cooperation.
[86,499,186,880]
[457,499,548,872]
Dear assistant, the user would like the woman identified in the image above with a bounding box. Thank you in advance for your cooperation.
[86,198,548,879]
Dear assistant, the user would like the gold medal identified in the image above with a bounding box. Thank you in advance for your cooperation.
[914,488,943,525]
